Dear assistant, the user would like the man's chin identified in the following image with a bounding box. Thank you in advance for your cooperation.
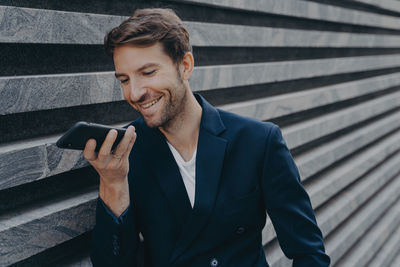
[141,116,162,129]
[142,119,158,129]
[142,115,173,130]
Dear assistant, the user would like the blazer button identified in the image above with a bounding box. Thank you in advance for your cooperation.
[210,258,218,266]
[236,226,245,234]
[112,234,119,245]
[112,234,120,255]
[113,247,119,256]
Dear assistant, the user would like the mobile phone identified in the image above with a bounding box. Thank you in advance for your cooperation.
[56,121,127,152]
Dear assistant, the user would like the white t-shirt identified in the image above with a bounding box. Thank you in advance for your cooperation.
[166,141,196,208]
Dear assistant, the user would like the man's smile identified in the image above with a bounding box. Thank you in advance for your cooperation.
[140,95,163,109]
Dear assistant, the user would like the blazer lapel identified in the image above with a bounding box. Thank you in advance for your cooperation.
[170,94,228,264]
[146,127,192,227]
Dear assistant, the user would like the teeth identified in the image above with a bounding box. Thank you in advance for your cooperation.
[142,97,161,108]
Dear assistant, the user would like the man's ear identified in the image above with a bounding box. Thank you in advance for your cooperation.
[180,52,194,81]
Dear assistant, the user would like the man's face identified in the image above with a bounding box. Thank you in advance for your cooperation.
[113,43,188,128]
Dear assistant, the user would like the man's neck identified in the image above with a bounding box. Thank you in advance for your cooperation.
[159,92,202,161]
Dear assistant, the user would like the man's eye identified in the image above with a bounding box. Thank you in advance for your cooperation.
[120,79,129,84]
[144,70,156,76]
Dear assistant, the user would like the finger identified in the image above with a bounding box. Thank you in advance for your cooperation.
[98,129,118,160]
[121,129,137,161]
[112,126,135,157]
[112,126,136,158]
[83,139,97,161]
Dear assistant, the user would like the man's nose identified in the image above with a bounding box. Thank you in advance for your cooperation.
[129,79,146,103]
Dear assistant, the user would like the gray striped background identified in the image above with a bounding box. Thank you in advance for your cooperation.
[1,0,400,266]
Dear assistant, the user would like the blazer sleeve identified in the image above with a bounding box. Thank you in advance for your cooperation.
[261,124,330,266]
[90,197,140,267]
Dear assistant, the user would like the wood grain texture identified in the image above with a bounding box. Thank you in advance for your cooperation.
[0,191,97,265]
[2,6,400,47]
[352,0,400,13]
[262,130,400,245]
[177,0,400,30]
[2,55,399,115]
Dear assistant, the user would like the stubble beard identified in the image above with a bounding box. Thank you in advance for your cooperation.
[144,76,187,129]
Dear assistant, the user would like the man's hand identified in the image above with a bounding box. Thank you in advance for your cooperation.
[83,125,137,217]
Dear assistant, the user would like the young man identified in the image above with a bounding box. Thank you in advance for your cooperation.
[84,8,330,267]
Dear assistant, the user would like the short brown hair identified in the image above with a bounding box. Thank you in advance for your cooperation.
[104,8,192,64]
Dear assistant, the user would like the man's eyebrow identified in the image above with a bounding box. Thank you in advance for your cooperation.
[115,73,126,78]
[115,63,161,78]
[136,63,161,72]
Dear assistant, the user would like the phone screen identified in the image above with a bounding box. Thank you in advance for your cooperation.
[56,122,127,152]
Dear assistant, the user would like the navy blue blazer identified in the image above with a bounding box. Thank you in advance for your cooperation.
[91,94,330,267]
